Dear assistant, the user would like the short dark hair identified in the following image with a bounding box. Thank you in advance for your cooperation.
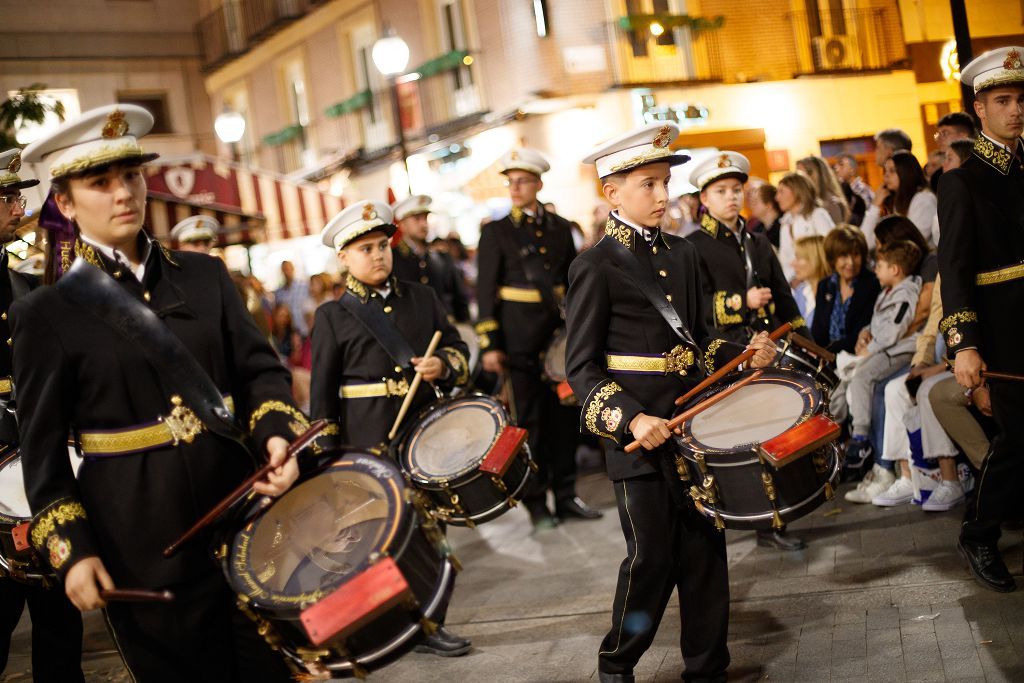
[754,184,780,213]
[824,225,869,267]
[949,139,974,164]
[877,239,922,277]
[837,153,858,167]
[936,111,977,138]
[875,128,912,153]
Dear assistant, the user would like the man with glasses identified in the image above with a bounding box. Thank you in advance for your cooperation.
[475,148,600,528]
[0,148,85,680]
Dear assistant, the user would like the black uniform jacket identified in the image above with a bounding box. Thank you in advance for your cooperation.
[565,214,742,481]
[309,275,470,449]
[688,213,807,344]
[11,238,305,587]
[0,255,37,446]
[392,239,470,323]
[938,134,1024,372]
[475,205,576,356]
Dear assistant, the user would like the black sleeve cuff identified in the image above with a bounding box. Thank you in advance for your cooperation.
[474,318,502,352]
[939,310,980,356]
[439,346,471,389]
[30,497,98,580]
[713,290,746,328]
[247,399,311,458]
[579,379,645,445]
[703,337,745,375]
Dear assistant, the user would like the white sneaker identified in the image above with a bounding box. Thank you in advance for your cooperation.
[845,464,896,503]
[872,477,915,506]
[921,481,966,512]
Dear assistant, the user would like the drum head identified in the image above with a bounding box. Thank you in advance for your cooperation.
[543,333,567,383]
[0,446,83,521]
[682,370,821,452]
[401,396,508,482]
[226,453,407,611]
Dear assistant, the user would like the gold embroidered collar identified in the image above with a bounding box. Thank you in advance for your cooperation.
[700,212,719,238]
[604,212,669,251]
[345,274,402,303]
[973,134,1020,175]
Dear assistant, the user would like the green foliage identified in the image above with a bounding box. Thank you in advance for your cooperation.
[0,84,67,149]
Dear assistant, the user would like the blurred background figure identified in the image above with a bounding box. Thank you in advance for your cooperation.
[169,215,217,254]
[833,153,874,226]
[797,155,851,225]
[748,183,782,248]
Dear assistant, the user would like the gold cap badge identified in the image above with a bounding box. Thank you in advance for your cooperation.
[362,203,377,222]
[419,196,429,206]
[510,150,519,161]
[653,125,672,149]
[1005,49,1022,70]
[7,152,20,174]
[717,153,731,168]
[102,110,129,139]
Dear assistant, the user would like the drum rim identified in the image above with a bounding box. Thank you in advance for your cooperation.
[674,369,822,458]
[222,451,415,614]
[394,393,509,484]
[542,328,568,382]
[435,447,533,525]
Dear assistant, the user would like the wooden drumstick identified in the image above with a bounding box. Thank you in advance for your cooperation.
[626,370,762,454]
[674,323,792,407]
[788,332,836,364]
[387,330,443,441]
[942,356,1024,383]
[163,419,329,558]
[100,588,174,603]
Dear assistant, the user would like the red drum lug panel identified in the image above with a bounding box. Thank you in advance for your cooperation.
[479,426,528,476]
[556,382,575,403]
[758,415,840,468]
[301,557,412,647]
[11,522,30,552]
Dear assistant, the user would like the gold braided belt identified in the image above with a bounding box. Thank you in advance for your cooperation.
[606,345,696,377]
[340,378,409,399]
[78,395,234,457]
[498,286,543,303]
[976,262,1024,286]
[0,377,11,396]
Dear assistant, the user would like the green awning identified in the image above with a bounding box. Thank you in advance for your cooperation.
[262,124,303,147]
[617,14,724,33]
[325,89,372,118]
[412,50,471,79]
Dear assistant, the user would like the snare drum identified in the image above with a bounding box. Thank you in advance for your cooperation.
[393,394,534,527]
[777,338,839,392]
[0,444,83,585]
[219,451,456,677]
[673,369,842,530]
[542,329,576,405]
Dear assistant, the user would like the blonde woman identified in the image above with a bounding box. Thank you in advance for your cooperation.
[776,171,836,282]
[791,235,833,328]
[797,155,851,224]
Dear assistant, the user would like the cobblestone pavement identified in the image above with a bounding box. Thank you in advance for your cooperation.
[3,470,1023,682]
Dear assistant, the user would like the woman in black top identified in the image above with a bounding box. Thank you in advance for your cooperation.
[812,225,881,353]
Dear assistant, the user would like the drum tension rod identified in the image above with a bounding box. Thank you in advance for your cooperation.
[756,450,785,530]
[489,475,519,508]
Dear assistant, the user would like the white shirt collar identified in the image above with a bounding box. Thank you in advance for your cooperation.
[372,284,391,299]
[80,233,151,282]
[612,210,659,242]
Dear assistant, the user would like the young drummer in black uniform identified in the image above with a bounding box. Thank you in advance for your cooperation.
[568,122,778,683]
[14,105,303,681]
[938,47,1024,593]
[391,194,470,323]
[476,148,600,527]
[0,149,84,681]
[686,151,809,553]
[308,200,472,656]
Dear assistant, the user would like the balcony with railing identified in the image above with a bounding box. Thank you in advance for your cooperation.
[608,13,725,86]
[788,6,907,75]
[197,0,325,71]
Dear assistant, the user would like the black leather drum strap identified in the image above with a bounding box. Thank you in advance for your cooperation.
[339,291,417,379]
[55,259,244,445]
[595,236,705,372]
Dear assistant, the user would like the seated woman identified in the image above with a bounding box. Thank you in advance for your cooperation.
[811,226,881,354]
[790,235,832,330]
[860,150,938,250]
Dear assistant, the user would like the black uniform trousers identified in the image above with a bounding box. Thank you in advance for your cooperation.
[104,570,290,682]
[962,382,1024,544]
[0,580,83,681]
[508,356,579,511]
[599,470,729,681]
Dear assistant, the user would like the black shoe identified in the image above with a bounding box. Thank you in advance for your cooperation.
[556,496,603,521]
[414,626,472,657]
[598,671,635,683]
[756,529,807,551]
[957,539,1016,593]
[841,437,873,482]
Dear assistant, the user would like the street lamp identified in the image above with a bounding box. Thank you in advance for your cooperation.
[372,28,412,193]
[215,109,247,163]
